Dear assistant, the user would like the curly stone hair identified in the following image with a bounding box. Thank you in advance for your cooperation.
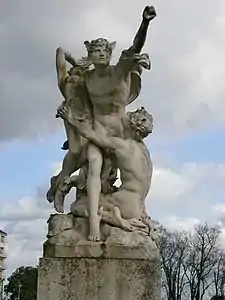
[84,38,116,55]
[128,106,153,138]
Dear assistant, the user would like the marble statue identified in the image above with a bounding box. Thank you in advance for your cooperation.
[46,49,93,208]
[57,105,153,231]
[38,6,162,300]
[46,5,158,243]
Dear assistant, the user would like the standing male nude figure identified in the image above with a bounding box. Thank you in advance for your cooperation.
[78,6,156,241]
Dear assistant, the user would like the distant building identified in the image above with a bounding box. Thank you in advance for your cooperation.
[0,230,7,300]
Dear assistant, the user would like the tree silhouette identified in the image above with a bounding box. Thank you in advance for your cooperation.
[4,266,38,300]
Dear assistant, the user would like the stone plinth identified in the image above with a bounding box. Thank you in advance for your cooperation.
[37,256,161,300]
[37,217,161,299]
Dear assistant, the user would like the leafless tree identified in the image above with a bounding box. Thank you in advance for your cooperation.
[159,227,189,300]
[210,251,225,299]
[160,223,224,300]
[182,224,220,300]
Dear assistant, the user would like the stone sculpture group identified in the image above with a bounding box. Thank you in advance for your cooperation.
[37,5,162,300]
[45,5,159,248]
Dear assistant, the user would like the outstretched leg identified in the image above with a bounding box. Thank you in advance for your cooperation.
[54,173,86,213]
[46,151,81,204]
[100,207,133,231]
[86,144,103,241]
[47,123,86,204]
[112,207,133,231]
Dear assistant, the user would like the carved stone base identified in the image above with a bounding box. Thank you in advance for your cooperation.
[37,257,161,300]
[38,214,161,299]
[44,215,160,259]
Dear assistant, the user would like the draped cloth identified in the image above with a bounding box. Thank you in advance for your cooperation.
[118,48,151,106]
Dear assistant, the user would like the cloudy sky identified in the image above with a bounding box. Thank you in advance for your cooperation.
[0,0,225,277]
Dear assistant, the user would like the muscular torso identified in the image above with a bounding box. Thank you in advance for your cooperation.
[115,139,152,202]
[85,66,131,137]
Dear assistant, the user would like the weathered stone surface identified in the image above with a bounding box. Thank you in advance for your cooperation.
[47,5,157,244]
[37,257,161,300]
[38,6,160,300]
[44,216,159,260]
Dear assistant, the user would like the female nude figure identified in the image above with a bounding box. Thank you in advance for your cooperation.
[46,48,93,212]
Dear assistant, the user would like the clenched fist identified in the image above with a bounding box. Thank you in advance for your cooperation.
[142,6,156,22]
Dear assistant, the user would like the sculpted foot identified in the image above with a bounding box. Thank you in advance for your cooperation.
[130,219,148,229]
[88,207,103,242]
[46,176,57,203]
[54,190,65,213]
[113,207,133,232]
[60,176,74,195]
[88,223,100,241]
[46,190,54,203]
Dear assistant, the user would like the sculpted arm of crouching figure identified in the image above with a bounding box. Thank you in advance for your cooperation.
[57,107,125,152]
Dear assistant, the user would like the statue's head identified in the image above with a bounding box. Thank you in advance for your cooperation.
[84,38,116,67]
[125,107,153,141]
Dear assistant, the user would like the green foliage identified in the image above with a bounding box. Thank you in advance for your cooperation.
[4,266,38,300]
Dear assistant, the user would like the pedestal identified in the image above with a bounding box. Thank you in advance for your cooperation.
[37,257,161,300]
[37,217,161,299]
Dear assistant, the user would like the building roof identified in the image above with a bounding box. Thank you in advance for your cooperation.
[0,230,7,236]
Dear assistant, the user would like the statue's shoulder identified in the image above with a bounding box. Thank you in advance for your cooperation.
[85,68,95,76]
[84,68,95,82]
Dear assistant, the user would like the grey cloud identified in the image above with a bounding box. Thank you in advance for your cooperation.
[214,205,225,227]
[149,162,225,223]
[1,179,78,276]
[1,0,224,142]
[0,1,89,142]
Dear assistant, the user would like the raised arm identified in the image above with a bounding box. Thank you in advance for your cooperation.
[57,107,125,151]
[55,47,77,96]
[130,6,156,54]
[116,6,156,77]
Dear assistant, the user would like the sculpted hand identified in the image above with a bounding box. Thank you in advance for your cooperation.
[57,106,85,130]
[142,6,156,21]
[77,56,92,68]
[57,106,69,121]
[55,101,66,118]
